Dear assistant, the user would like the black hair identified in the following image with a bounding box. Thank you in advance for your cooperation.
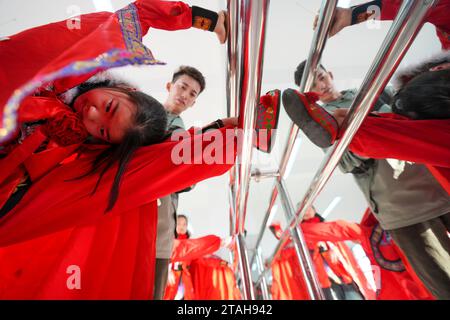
[71,83,168,212]
[294,60,327,87]
[394,52,450,89]
[172,65,206,93]
[392,69,450,120]
[175,214,191,238]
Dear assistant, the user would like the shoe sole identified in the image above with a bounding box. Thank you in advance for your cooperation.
[282,89,334,148]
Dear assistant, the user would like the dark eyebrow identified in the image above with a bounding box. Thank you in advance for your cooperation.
[180,81,198,95]
[185,83,199,96]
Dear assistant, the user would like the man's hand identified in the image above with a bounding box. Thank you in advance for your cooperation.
[313,7,352,37]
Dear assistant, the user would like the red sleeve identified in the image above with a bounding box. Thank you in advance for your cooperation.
[380,0,450,50]
[171,235,221,262]
[0,127,236,246]
[301,220,364,243]
[350,114,450,168]
[134,0,192,33]
[379,0,402,20]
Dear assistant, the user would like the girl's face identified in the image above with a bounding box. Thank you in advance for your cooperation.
[73,88,136,143]
[176,216,188,235]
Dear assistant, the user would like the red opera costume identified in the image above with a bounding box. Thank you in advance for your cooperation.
[164,235,241,300]
[0,1,236,299]
[348,113,450,195]
[271,216,374,300]
[301,209,434,300]
[379,0,450,50]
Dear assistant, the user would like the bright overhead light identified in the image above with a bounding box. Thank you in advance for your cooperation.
[92,0,114,12]
[322,196,342,219]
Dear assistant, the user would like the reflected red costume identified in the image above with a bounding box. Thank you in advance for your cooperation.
[0,1,235,299]
[349,113,450,195]
[301,209,434,300]
[271,216,374,300]
[164,236,241,300]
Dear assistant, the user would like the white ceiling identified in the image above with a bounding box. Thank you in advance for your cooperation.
[1,0,442,259]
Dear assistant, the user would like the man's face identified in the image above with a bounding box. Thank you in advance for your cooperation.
[176,216,188,235]
[311,68,339,103]
[303,206,316,220]
[165,75,201,114]
[73,88,136,143]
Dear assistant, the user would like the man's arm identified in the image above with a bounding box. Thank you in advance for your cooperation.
[319,0,385,37]
[301,220,364,243]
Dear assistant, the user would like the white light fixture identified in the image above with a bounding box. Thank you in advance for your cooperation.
[322,196,342,219]
[92,0,114,12]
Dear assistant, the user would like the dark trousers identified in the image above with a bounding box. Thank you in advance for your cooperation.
[153,258,170,300]
[389,212,450,300]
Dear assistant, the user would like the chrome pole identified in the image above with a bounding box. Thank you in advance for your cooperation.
[276,179,325,299]
[227,0,270,300]
[255,247,270,300]
[250,0,337,269]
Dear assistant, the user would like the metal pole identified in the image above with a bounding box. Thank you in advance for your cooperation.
[226,0,270,300]
[251,0,337,265]
[255,247,270,300]
[235,233,255,299]
[276,179,325,300]
[274,0,437,264]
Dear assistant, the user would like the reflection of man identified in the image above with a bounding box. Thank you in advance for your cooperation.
[154,66,206,300]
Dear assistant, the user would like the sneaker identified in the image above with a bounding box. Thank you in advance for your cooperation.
[254,89,281,153]
[282,89,338,148]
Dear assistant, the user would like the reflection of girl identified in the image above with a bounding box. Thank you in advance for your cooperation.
[0,1,235,299]
[270,207,371,300]
[301,210,434,300]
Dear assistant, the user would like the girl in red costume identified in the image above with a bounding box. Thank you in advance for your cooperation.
[0,1,237,299]
[270,206,373,300]
[164,215,240,300]
[301,209,434,300]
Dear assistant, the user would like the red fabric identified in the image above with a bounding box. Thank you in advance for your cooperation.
[349,113,450,194]
[271,217,373,300]
[271,247,310,300]
[163,267,196,300]
[171,235,221,262]
[380,0,450,50]
[0,127,235,299]
[164,235,222,300]
[0,1,236,300]
[188,256,241,300]
[301,210,434,300]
